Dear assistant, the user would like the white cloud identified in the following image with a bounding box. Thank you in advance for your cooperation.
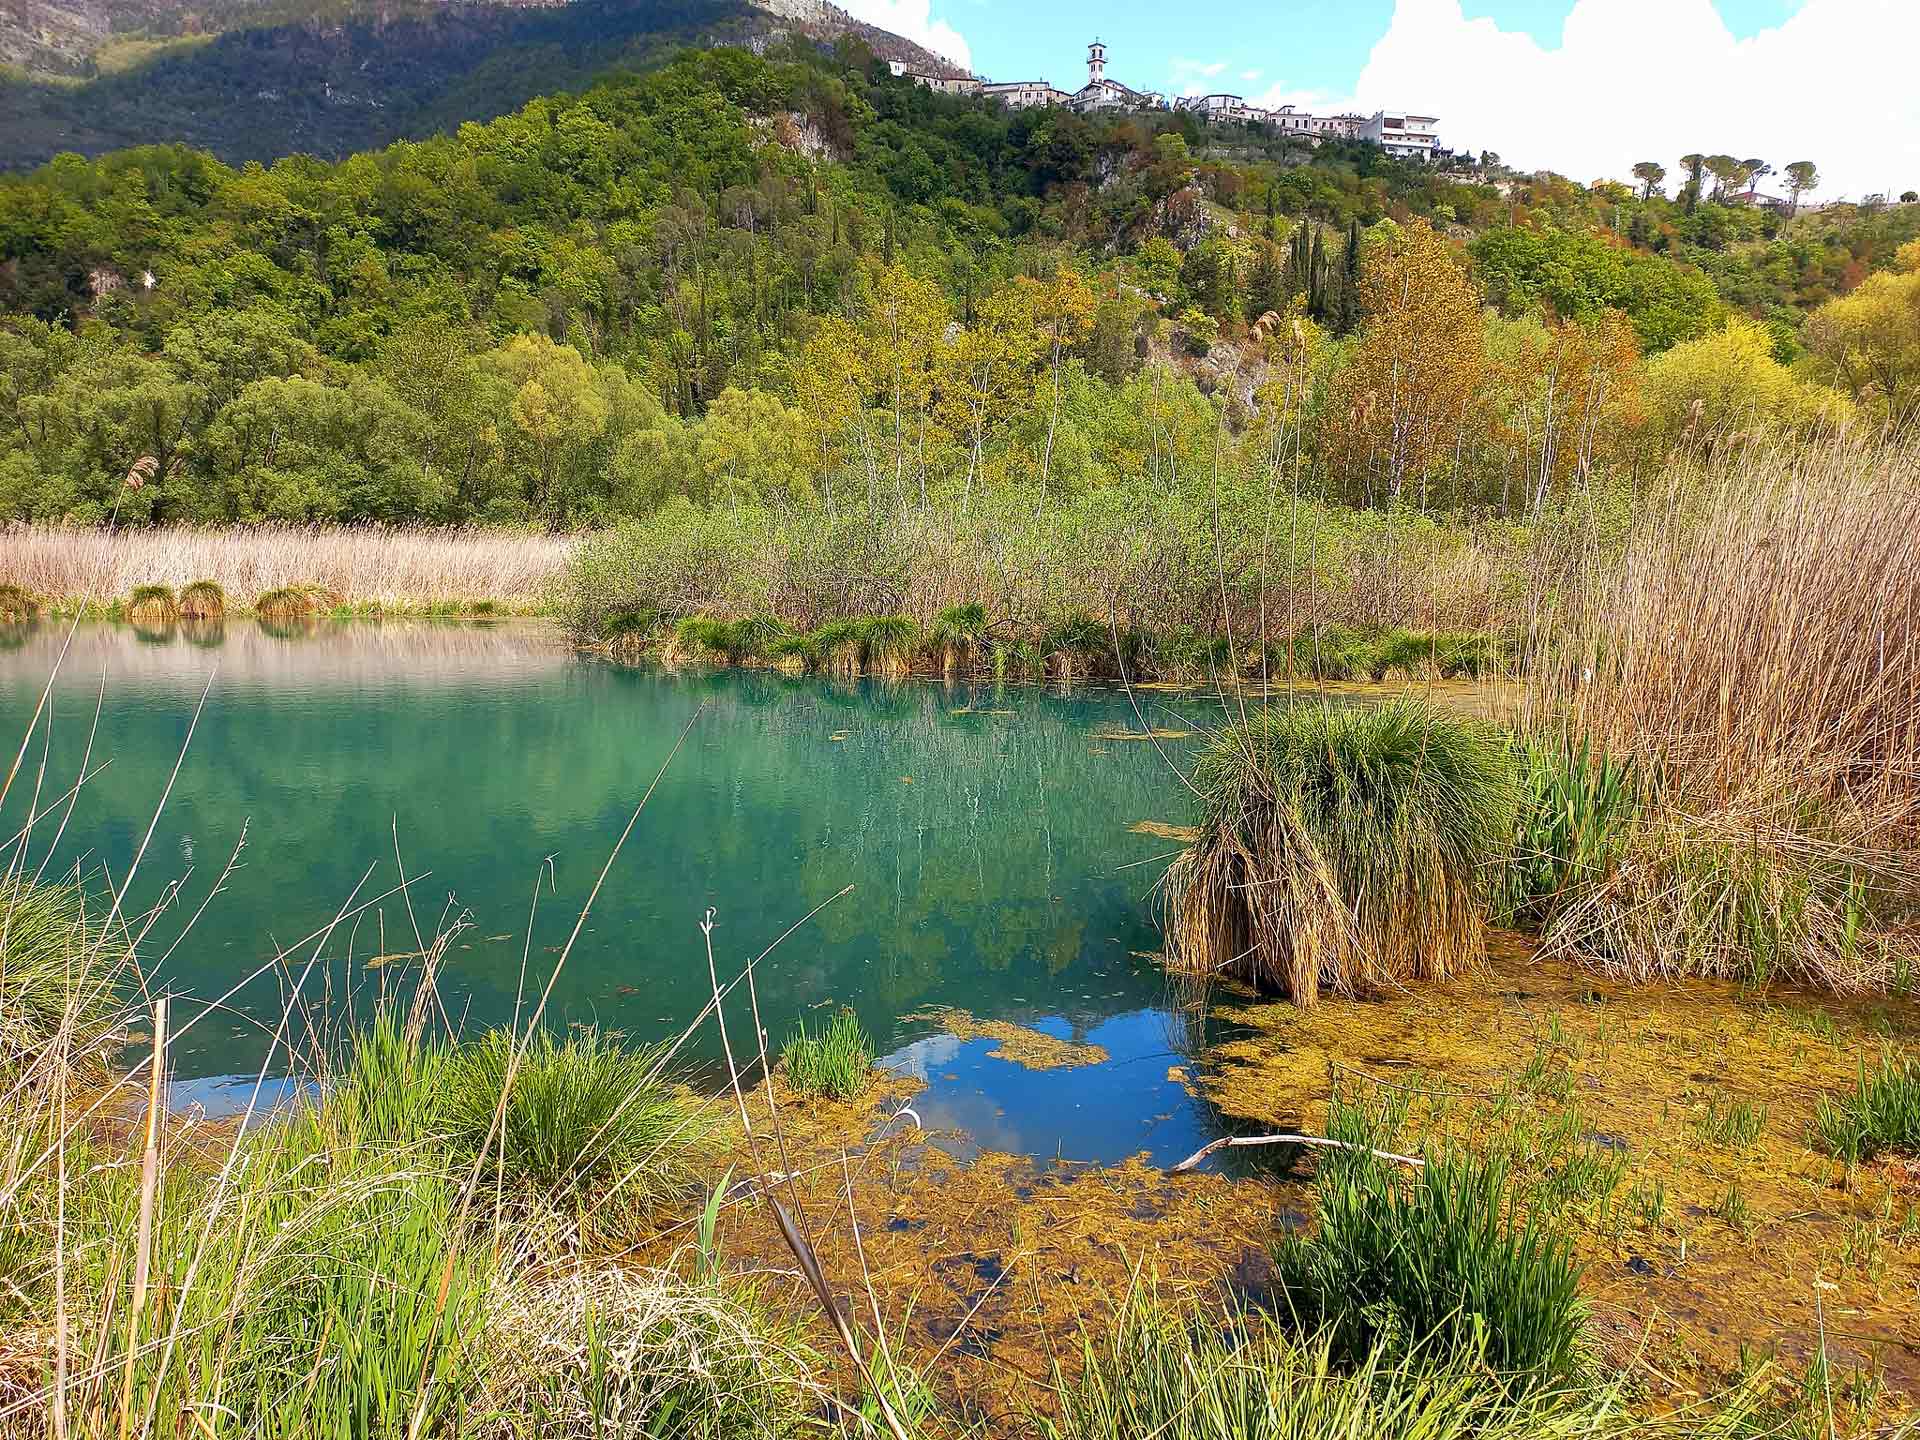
[1240,69,1263,83]
[834,0,973,70]
[1354,0,1920,200]
[1169,57,1230,96]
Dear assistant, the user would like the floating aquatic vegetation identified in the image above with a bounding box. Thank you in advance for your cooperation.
[911,1007,1109,1070]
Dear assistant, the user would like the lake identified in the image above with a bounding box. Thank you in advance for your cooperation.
[0,620,1260,1166]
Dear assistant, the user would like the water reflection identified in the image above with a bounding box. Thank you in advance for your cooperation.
[0,621,1266,1165]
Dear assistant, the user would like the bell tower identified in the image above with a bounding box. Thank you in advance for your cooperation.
[1088,40,1107,86]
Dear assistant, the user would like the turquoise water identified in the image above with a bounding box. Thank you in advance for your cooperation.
[1,621,1251,1166]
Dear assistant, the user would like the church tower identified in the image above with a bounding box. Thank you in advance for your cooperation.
[1087,40,1107,86]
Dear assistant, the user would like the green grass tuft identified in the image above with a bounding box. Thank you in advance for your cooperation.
[1163,699,1517,1004]
[782,1008,876,1101]
[1813,1052,1920,1166]
[1496,735,1642,929]
[1272,1134,1586,1389]
[0,882,121,1085]
[177,579,225,619]
[125,583,178,623]
[436,1027,711,1226]
[1047,1281,1606,1440]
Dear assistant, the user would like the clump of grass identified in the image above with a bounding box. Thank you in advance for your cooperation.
[0,881,122,1085]
[671,613,793,665]
[1540,818,1885,991]
[1043,611,1116,680]
[124,582,178,623]
[1695,1097,1769,1149]
[1049,1282,1602,1440]
[781,1008,876,1101]
[0,582,38,621]
[254,584,319,620]
[177,578,225,618]
[1162,699,1517,1004]
[437,1027,711,1226]
[859,615,921,676]
[1272,1139,1586,1389]
[1494,735,1640,929]
[1813,1052,1920,1166]
[1369,629,1505,680]
[486,1262,823,1438]
[930,602,989,674]
[61,1101,503,1435]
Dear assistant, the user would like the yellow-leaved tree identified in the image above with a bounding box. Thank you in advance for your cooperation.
[1326,219,1486,508]
[1802,254,1920,424]
[1646,318,1853,446]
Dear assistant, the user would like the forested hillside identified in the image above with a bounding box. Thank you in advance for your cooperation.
[2,42,1917,528]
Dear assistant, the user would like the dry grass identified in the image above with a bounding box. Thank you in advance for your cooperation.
[1529,432,1920,990]
[0,525,574,614]
[1550,432,1920,832]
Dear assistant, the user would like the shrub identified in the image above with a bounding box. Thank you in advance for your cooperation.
[436,1027,710,1224]
[781,1009,875,1101]
[125,583,178,623]
[177,579,225,619]
[1273,1142,1586,1389]
[1813,1052,1920,1166]
[1162,699,1518,1004]
[0,582,38,621]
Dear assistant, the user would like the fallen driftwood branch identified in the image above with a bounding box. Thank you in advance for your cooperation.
[1170,1133,1426,1175]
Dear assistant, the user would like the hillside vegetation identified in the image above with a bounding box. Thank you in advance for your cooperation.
[0,43,1917,537]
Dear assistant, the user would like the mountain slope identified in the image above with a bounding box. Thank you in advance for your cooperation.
[0,0,962,168]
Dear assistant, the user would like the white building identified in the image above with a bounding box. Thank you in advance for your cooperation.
[887,59,982,96]
[982,79,1071,109]
[1068,41,1164,113]
[1175,93,1270,126]
[1360,111,1439,159]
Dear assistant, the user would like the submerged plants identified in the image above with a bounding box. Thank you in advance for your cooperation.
[781,1008,876,1101]
[1162,699,1518,1004]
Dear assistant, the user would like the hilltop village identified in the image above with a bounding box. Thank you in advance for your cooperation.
[890,39,1442,160]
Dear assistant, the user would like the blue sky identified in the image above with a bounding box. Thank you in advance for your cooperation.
[839,0,1916,199]
[869,0,1802,101]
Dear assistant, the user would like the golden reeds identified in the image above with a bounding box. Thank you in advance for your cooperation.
[0,524,571,615]
[1530,430,1920,991]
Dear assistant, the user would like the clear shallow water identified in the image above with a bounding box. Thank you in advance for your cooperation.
[0,620,1255,1166]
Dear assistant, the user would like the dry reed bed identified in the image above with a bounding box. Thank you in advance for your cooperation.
[0,525,575,612]
[1556,433,1920,828]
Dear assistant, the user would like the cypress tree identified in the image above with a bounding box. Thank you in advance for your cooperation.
[1336,218,1363,335]
[1307,228,1327,323]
